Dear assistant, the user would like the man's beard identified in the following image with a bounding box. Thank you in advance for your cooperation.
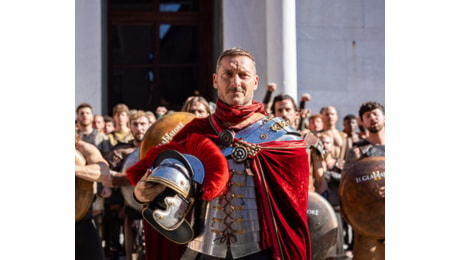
[368,123,383,133]
[79,121,91,127]
[134,134,144,143]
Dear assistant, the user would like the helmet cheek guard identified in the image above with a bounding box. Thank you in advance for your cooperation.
[142,150,204,244]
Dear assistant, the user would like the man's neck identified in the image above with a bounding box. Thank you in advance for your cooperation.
[367,129,385,146]
[323,124,336,131]
[116,125,130,133]
[219,112,265,130]
[78,124,93,135]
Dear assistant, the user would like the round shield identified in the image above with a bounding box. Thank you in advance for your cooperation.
[139,112,195,160]
[307,191,338,260]
[339,156,385,240]
[121,148,144,213]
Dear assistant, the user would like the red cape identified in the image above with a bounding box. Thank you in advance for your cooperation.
[127,117,311,260]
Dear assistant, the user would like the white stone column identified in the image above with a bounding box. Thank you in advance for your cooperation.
[75,0,103,114]
[266,0,298,100]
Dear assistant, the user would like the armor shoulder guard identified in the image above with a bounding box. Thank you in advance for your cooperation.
[220,116,302,158]
[240,116,302,143]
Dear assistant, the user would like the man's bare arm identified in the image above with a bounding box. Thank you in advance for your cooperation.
[75,141,112,183]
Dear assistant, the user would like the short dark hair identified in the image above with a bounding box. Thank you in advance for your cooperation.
[358,101,385,120]
[76,103,92,114]
[103,115,114,124]
[343,114,356,121]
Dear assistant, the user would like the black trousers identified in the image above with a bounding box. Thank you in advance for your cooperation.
[75,218,105,260]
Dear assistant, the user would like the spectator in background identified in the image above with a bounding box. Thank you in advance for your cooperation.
[107,103,134,148]
[270,93,299,128]
[145,110,156,126]
[76,103,111,244]
[155,106,168,119]
[76,103,110,155]
[320,106,347,160]
[104,110,150,260]
[297,93,312,132]
[307,113,324,137]
[103,103,134,259]
[75,133,112,260]
[181,96,211,118]
[319,133,351,259]
[104,115,115,134]
[356,116,369,140]
[342,114,361,153]
[343,101,385,260]
[93,114,106,133]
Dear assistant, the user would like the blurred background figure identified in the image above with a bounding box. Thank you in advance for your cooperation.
[320,106,347,160]
[145,110,156,126]
[356,116,369,140]
[181,96,211,118]
[75,103,110,154]
[104,115,115,134]
[342,114,361,153]
[155,106,168,119]
[307,114,324,137]
[271,93,299,128]
[93,114,106,133]
[297,93,312,133]
[107,103,134,148]
[262,82,277,115]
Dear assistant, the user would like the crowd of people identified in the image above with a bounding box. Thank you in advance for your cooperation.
[75,47,385,260]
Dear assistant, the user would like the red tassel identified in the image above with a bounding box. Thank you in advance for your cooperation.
[126,133,229,201]
[185,133,229,201]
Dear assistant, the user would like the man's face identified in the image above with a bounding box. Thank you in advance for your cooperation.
[320,135,333,152]
[309,117,323,131]
[321,107,338,127]
[213,55,258,106]
[362,109,385,133]
[114,111,129,127]
[156,106,167,117]
[188,102,209,118]
[104,122,115,133]
[130,116,149,143]
[343,118,358,133]
[273,99,299,126]
[77,107,93,127]
[93,115,105,131]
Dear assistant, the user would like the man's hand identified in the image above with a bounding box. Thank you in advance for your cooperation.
[267,82,277,92]
[101,187,112,198]
[300,93,311,102]
[134,168,166,203]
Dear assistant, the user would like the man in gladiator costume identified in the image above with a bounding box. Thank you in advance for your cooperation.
[126,48,312,260]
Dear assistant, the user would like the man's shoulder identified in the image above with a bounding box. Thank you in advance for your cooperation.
[352,138,371,147]
[254,116,302,142]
